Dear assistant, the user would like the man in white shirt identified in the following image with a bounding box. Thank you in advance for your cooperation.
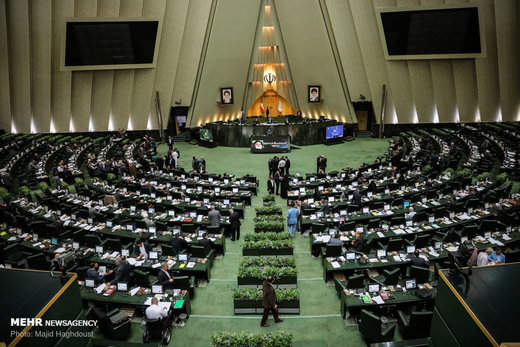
[145,297,168,320]
[278,158,286,176]
[405,207,416,221]
[477,248,493,266]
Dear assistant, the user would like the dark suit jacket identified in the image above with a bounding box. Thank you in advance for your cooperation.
[111,262,130,285]
[133,242,152,256]
[352,235,365,251]
[262,280,277,308]
[157,269,173,287]
[410,256,429,268]
[199,238,214,254]
[170,237,188,253]
[352,192,362,206]
[229,211,241,229]
[267,180,275,193]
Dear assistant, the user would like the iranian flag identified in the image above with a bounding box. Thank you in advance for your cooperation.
[260,101,265,113]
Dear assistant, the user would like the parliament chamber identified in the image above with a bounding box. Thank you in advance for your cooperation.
[1,0,520,346]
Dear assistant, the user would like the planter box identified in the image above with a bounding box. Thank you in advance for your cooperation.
[254,227,284,233]
[256,211,282,216]
[237,275,297,286]
[234,299,300,315]
[242,248,260,256]
[233,299,262,309]
[276,275,297,285]
[278,299,300,309]
[277,247,294,256]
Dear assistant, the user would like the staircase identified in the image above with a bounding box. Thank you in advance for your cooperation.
[357,130,373,138]
[173,131,191,142]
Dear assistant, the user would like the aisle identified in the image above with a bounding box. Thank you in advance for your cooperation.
[155,140,389,346]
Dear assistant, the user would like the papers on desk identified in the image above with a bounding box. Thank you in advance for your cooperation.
[7,236,17,242]
[129,287,140,296]
[377,232,384,237]
[151,263,162,269]
[372,295,384,304]
[393,255,401,262]
[143,297,172,310]
[331,261,341,269]
[101,252,110,259]
[447,246,458,252]
[54,247,66,253]
[33,242,42,247]
[502,234,512,241]
[429,251,439,257]
[186,262,196,268]
[127,258,137,265]
[95,284,105,294]
[322,235,331,243]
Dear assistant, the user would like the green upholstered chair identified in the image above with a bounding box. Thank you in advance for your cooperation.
[359,309,396,343]
[397,310,433,339]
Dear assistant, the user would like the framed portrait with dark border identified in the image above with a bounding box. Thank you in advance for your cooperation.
[220,87,233,105]
[308,85,321,103]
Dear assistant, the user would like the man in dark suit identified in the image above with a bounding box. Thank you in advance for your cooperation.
[86,262,105,285]
[229,208,241,241]
[106,257,130,286]
[350,230,365,251]
[367,180,377,194]
[285,156,291,176]
[133,240,152,259]
[410,250,430,268]
[170,235,188,253]
[352,188,362,206]
[267,176,275,195]
[260,276,283,327]
[274,169,282,195]
[319,199,330,215]
[270,156,279,177]
[198,233,214,255]
[156,262,174,288]
[268,158,272,176]
[155,155,164,170]
[319,156,327,174]
[167,136,174,151]
[316,155,322,174]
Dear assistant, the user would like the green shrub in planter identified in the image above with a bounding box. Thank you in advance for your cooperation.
[74,177,85,186]
[19,185,30,196]
[254,215,284,223]
[106,173,116,181]
[476,172,491,182]
[38,181,50,191]
[442,168,455,176]
[0,187,12,203]
[495,172,508,185]
[244,232,291,242]
[422,165,432,173]
[456,168,472,178]
[263,194,276,203]
[232,288,299,301]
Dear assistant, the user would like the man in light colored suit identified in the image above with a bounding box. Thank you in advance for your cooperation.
[208,206,221,227]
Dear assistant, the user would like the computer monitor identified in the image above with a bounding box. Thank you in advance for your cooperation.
[149,226,156,234]
[223,199,230,205]
[215,187,220,193]
[85,279,95,288]
[51,237,58,245]
[293,178,298,183]
[184,197,191,203]
[95,245,103,254]
[151,285,163,294]
[367,192,373,198]
[405,279,417,290]
[117,282,128,291]
[318,186,324,191]
[121,249,129,257]
[406,245,415,254]
[167,195,173,201]
[189,212,197,218]
[32,233,38,241]
[130,206,136,212]
[346,253,356,260]
[363,207,369,214]
[151,193,156,198]
[232,188,238,193]
[106,220,113,228]
[428,216,435,223]
[434,242,442,249]
[149,251,158,260]
[328,196,335,202]
[168,210,175,216]
[310,177,316,182]
[99,266,107,276]
[126,225,133,231]
[368,284,380,293]
[329,229,336,236]
[317,211,324,218]
[178,254,188,262]
[203,198,210,204]
[299,187,305,193]
[377,249,386,258]
[71,214,77,220]
[384,204,390,210]
[340,210,347,216]
[72,242,79,249]
[308,198,314,204]
[148,208,155,215]
[404,201,410,208]
[87,218,93,224]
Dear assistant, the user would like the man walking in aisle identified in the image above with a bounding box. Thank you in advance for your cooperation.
[286,201,299,237]
[260,276,284,327]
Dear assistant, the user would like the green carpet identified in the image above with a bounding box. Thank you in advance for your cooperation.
[150,139,390,346]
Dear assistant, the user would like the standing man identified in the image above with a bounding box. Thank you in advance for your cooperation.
[316,155,322,174]
[268,157,273,176]
[260,276,284,327]
[278,156,286,176]
[286,201,299,237]
[200,156,206,171]
[229,208,241,241]
[274,169,282,195]
[285,156,291,176]
[167,136,174,151]
[208,206,221,227]
[319,155,327,174]
[271,155,279,177]
[267,176,275,195]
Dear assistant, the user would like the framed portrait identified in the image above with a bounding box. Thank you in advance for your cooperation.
[308,85,321,103]
[220,87,233,105]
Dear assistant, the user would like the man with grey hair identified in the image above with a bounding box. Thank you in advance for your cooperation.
[106,256,130,286]
[145,297,168,320]
[477,247,494,266]
[157,261,174,288]
[208,206,221,227]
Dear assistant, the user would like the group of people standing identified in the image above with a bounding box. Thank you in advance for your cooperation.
[268,155,291,177]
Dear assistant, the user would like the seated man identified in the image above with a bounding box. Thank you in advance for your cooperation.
[198,233,214,255]
[350,230,365,252]
[405,207,416,221]
[156,262,174,289]
[410,250,429,268]
[134,240,152,259]
[86,262,105,285]
[106,257,130,286]
[477,248,493,266]
[170,235,188,253]
[488,248,505,264]
[145,297,168,321]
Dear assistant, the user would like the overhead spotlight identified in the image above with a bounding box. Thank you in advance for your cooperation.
[174,99,182,105]
[359,94,366,101]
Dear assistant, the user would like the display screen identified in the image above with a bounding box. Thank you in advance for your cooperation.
[251,135,290,153]
[326,125,344,139]
[65,21,159,67]
[200,129,213,142]
[380,7,481,56]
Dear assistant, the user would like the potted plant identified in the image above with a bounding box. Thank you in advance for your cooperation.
[106,173,116,182]
[38,181,50,192]
[0,187,12,203]
[19,185,30,197]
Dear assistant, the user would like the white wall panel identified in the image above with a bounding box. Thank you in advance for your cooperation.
[452,60,478,123]
[7,0,31,133]
[0,1,12,133]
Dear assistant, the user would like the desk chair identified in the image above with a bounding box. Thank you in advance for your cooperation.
[346,273,365,289]
[408,265,431,284]
[135,220,148,229]
[26,253,51,270]
[347,204,360,213]
[381,268,400,285]
[359,309,396,343]
[134,269,156,288]
[414,234,430,249]
[2,244,29,267]
[74,266,90,281]
[383,237,403,252]
[84,234,102,248]
[190,245,215,265]
[160,244,177,257]
[397,310,433,338]
[173,276,196,298]
[390,216,405,226]
[102,238,132,252]
[339,221,356,232]
[206,226,221,235]
[321,244,342,258]
[311,223,326,234]
[434,206,447,218]
[392,198,403,207]
[182,224,195,233]
[367,218,379,229]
